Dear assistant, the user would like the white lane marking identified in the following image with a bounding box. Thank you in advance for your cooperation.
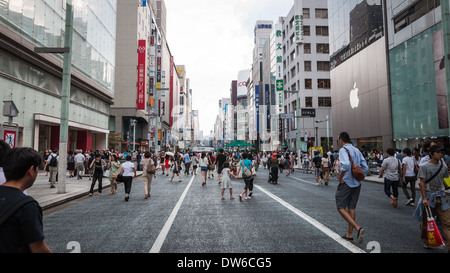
[149,175,195,253]
[254,184,366,253]
[289,176,317,185]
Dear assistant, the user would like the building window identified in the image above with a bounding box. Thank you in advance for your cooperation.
[305,79,312,89]
[315,9,328,19]
[316,43,329,54]
[316,26,329,36]
[393,0,441,33]
[303,26,310,36]
[318,97,332,107]
[304,61,312,71]
[305,97,313,107]
[303,8,310,19]
[317,61,330,71]
[304,43,311,54]
[318,79,331,89]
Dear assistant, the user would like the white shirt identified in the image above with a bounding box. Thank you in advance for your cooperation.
[0,167,5,185]
[402,156,416,177]
[199,157,208,167]
[75,153,85,163]
[121,161,135,176]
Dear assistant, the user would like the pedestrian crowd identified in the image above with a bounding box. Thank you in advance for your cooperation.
[1,130,449,252]
[303,133,450,252]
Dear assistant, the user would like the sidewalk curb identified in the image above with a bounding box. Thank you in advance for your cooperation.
[36,173,143,211]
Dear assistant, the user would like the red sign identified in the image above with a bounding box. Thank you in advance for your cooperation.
[3,130,17,148]
[137,40,146,110]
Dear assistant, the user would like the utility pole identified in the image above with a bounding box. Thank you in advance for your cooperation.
[35,0,74,194]
[286,88,300,154]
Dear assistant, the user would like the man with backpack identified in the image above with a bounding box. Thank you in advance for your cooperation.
[47,149,58,189]
[0,147,52,252]
[313,151,322,185]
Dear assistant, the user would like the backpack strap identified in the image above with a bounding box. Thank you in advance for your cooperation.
[425,161,443,184]
[0,195,37,227]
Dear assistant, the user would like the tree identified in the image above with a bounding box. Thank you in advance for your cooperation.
[109,133,123,150]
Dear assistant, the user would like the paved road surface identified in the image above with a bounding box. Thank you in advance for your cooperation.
[42,167,447,254]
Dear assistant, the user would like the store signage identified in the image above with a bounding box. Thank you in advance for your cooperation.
[294,1,304,44]
[275,23,284,114]
[280,114,294,119]
[294,14,304,43]
[301,108,316,117]
[137,40,146,110]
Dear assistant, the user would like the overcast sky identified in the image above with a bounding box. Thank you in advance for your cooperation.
[164,0,294,136]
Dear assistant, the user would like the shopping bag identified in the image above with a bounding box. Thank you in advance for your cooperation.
[443,177,450,190]
[425,206,446,248]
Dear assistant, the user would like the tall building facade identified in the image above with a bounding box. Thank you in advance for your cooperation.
[0,0,116,152]
[112,0,153,152]
[278,0,332,152]
[112,0,188,153]
[330,0,448,152]
[249,20,273,147]
[236,69,249,141]
[386,0,449,150]
[329,0,393,152]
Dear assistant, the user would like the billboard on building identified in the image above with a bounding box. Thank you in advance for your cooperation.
[237,70,249,99]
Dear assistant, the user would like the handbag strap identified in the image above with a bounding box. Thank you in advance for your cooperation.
[425,206,433,219]
[343,147,355,165]
[425,161,443,184]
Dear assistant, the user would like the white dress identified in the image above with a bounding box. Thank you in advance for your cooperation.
[221,167,232,189]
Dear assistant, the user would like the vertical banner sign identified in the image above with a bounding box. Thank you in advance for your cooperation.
[265,84,270,131]
[169,56,174,126]
[275,23,284,114]
[294,0,304,44]
[255,85,260,134]
[137,40,146,110]
[156,47,162,90]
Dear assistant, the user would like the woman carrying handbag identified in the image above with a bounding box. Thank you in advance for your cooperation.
[108,154,121,195]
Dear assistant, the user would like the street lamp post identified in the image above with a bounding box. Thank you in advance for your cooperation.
[35,0,74,194]
[286,88,300,155]
[130,118,137,151]
[315,115,329,151]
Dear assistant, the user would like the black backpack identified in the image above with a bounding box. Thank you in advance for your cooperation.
[314,156,321,168]
[48,155,58,167]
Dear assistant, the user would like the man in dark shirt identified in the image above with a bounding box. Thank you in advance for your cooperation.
[216,149,227,184]
[0,147,52,253]
[312,151,322,185]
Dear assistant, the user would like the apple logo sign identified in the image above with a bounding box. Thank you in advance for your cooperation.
[349,82,360,109]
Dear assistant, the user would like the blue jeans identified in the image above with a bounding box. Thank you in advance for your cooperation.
[384,178,399,198]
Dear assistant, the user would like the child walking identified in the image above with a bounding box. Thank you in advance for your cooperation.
[220,162,235,200]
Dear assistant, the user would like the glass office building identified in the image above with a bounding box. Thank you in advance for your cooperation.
[330,0,448,152]
[0,0,116,153]
[386,0,449,150]
[328,0,392,152]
